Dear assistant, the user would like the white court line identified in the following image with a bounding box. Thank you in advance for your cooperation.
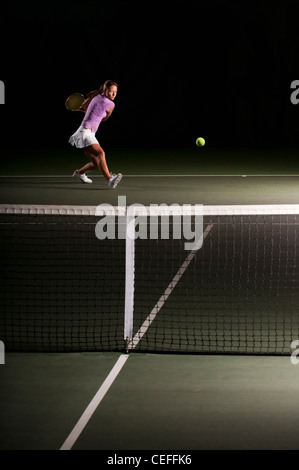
[60,354,129,451]
[129,224,213,350]
[1,174,299,178]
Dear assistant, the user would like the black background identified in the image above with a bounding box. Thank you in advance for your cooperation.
[1,0,299,150]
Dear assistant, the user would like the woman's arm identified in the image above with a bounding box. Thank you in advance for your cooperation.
[80,97,93,112]
[101,108,114,121]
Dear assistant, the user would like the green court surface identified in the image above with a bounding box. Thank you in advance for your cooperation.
[1,174,299,206]
[1,146,299,452]
[1,352,299,451]
[0,146,299,206]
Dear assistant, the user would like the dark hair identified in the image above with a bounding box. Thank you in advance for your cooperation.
[86,80,118,100]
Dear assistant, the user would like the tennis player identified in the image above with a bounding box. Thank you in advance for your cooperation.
[69,80,122,189]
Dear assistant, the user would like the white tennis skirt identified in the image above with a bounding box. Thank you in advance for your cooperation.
[69,126,99,148]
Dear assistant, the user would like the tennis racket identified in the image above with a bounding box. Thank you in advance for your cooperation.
[65,93,86,112]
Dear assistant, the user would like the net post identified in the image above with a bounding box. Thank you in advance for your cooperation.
[124,206,135,352]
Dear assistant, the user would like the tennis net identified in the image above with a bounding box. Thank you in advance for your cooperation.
[0,204,298,355]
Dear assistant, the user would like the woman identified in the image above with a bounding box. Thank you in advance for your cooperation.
[69,80,122,189]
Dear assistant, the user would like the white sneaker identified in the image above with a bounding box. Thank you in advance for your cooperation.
[72,171,92,184]
[108,173,122,189]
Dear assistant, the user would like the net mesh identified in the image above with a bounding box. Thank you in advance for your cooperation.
[0,210,125,351]
[132,214,299,354]
[0,205,298,355]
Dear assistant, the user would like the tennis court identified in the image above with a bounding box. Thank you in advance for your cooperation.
[0,146,299,454]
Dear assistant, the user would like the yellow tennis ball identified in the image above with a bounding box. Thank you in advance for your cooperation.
[196,137,205,147]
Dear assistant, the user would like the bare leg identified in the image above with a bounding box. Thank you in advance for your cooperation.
[77,144,111,181]
[76,161,96,174]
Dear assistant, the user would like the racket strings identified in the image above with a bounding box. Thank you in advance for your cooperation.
[65,93,85,111]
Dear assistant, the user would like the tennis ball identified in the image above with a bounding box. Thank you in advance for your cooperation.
[196,137,205,147]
